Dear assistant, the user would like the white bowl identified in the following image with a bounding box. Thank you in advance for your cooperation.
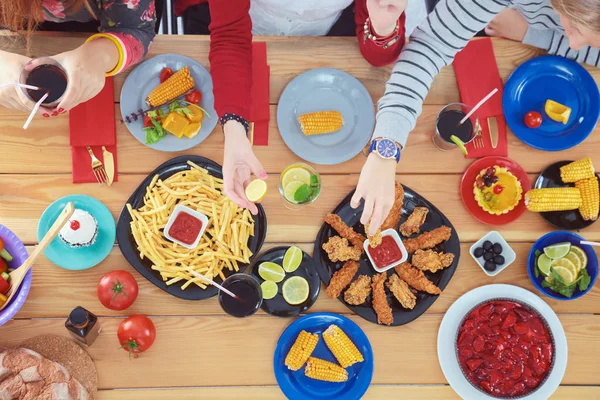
[364,229,408,273]
[163,204,208,249]
[470,231,516,277]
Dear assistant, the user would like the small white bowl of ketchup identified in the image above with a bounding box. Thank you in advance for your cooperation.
[364,229,408,273]
[164,204,208,249]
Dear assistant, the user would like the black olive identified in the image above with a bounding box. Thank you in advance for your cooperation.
[494,255,505,265]
[485,180,493,187]
[491,175,499,183]
[484,261,497,272]
[474,247,484,258]
[493,243,503,254]
[483,241,493,251]
[482,174,489,181]
[484,251,495,261]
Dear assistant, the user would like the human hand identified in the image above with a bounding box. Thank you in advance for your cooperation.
[223,121,268,215]
[367,0,407,37]
[351,153,397,236]
[0,51,36,112]
[485,8,528,42]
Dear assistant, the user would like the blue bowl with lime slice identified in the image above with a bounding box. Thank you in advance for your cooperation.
[528,231,598,300]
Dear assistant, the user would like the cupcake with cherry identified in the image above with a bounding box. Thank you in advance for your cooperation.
[473,166,523,215]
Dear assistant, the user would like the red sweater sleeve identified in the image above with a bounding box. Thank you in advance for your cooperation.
[208,0,252,120]
[355,0,406,67]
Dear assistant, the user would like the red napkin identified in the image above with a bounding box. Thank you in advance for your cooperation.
[251,42,270,146]
[453,38,507,158]
[69,77,118,183]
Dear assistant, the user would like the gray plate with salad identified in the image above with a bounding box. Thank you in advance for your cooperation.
[120,54,217,152]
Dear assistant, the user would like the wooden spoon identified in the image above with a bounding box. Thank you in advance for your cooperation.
[0,202,74,311]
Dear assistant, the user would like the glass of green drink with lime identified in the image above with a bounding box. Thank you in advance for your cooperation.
[279,162,321,210]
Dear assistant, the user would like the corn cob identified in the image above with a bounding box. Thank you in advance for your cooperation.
[322,324,364,368]
[560,158,595,183]
[298,111,343,136]
[284,330,319,371]
[304,357,349,382]
[146,66,195,108]
[575,178,599,221]
[525,188,582,212]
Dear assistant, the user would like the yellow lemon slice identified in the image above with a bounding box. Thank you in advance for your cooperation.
[281,167,311,188]
[245,179,268,203]
[550,261,576,285]
[545,100,571,124]
[569,246,588,270]
[564,252,583,273]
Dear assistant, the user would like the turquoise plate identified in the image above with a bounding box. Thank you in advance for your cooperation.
[37,195,116,270]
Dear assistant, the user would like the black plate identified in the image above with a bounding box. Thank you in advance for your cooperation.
[247,246,320,317]
[313,186,461,326]
[535,160,599,231]
[116,155,267,300]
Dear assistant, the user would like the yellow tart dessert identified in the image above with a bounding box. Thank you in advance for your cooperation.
[473,166,523,215]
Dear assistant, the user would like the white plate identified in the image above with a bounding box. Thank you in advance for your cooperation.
[437,284,567,400]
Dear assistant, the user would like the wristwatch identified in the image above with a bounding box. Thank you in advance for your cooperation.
[369,138,401,162]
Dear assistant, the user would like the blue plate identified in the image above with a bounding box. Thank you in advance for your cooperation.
[120,54,218,152]
[503,56,599,151]
[527,231,598,301]
[38,195,116,270]
[277,68,375,165]
[274,313,373,400]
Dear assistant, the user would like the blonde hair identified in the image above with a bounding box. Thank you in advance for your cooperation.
[551,0,600,32]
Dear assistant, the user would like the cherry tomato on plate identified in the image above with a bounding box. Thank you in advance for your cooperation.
[185,89,202,104]
[143,115,154,128]
[524,111,542,129]
[159,68,174,83]
[118,315,156,357]
[97,270,139,311]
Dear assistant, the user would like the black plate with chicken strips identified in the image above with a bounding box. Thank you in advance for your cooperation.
[313,184,460,326]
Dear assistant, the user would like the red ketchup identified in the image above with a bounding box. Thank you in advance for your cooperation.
[457,300,553,398]
[168,212,203,245]
[368,236,403,268]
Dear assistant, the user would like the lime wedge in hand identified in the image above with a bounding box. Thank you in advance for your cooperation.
[564,251,583,273]
[551,259,576,284]
[261,280,278,300]
[258,262,285,283]
[544,242,571,259]
[537,254,552,277]
[281,167,311,188]
[282,276,310,305]
[283,246,303,273]
[450,135,468,156]
[283,181,305,204]
[569,246,588,269]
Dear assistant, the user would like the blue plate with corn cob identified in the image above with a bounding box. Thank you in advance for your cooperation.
[274,312,373,400]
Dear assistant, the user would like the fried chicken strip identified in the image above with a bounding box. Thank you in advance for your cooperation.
[326,260,359,298]
[322,236,362,262]
[386,274,416,310]
[325,214,366,249]
[343,275,372,305]
[395,262,442,295]
[371,273,393,325]
[365,225,382,247]
[399,207,429,237]
[412,249,455,273]
[380,182,405,231]
[403,226,452,253]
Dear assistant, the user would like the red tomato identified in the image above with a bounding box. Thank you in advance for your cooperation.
[118,315,156,357]
[185,90,202,104]
[97,270,139,311]
[143,115,153,127]
[524,111,542,128]
[159,68,174,83]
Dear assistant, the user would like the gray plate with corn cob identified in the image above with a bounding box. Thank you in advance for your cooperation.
[120,54,218,152]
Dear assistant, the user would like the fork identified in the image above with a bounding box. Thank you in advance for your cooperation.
[86,146,108,184]
[473,125,485,149]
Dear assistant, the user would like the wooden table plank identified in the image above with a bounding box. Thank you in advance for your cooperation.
[0,315,597,388]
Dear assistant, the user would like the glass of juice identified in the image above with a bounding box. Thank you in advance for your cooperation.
[279,162,321,210]
[19,58,68,108]
[432,102,480,151]
[218,273,263,318]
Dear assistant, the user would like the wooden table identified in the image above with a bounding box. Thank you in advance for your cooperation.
[0,33,599,399]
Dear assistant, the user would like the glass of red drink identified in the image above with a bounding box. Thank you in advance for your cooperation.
[218,273,263,318]
[19,58,68,108]
[433,102,480,151]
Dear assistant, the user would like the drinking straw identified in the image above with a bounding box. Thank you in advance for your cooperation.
[580,240,600,247]
[0,83,41,91]
[458,88,499,126]
[189,270,241,300]
[23,92,48,130]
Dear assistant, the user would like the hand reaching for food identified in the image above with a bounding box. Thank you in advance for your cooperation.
[367,0,407,37]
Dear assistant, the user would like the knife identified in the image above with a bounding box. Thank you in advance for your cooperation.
[102,146,115,187]
[487,117,499,149]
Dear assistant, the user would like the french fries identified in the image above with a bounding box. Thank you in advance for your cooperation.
[127,161,255,290]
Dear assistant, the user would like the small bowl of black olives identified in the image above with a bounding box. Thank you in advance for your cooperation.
[470,231,516,276]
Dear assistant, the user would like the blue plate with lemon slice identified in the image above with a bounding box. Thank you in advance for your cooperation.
[274,312,373,400]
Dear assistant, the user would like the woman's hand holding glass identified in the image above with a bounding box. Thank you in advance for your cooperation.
[0,50,35,112]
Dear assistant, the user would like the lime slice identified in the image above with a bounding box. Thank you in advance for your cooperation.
[284,181,305,204]
[283,246,303,273]
[245,179,268,203]
[551,263,576,285]
[282,276,310,305]
[258,262,285,283]
[569,246,588,270]
[564,252,582,273]
[281,167,311,188]
[450,135,468,156]
[544,242,571,259]
[261,280,278,300]
[537,254,552,277]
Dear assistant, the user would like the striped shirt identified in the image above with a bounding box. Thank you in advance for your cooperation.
[375,0,600,148]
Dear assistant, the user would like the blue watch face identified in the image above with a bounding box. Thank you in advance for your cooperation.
[376,139,397,159]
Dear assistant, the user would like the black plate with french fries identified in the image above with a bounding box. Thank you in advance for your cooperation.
[313,186,460,326]
[116,155,267,300]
